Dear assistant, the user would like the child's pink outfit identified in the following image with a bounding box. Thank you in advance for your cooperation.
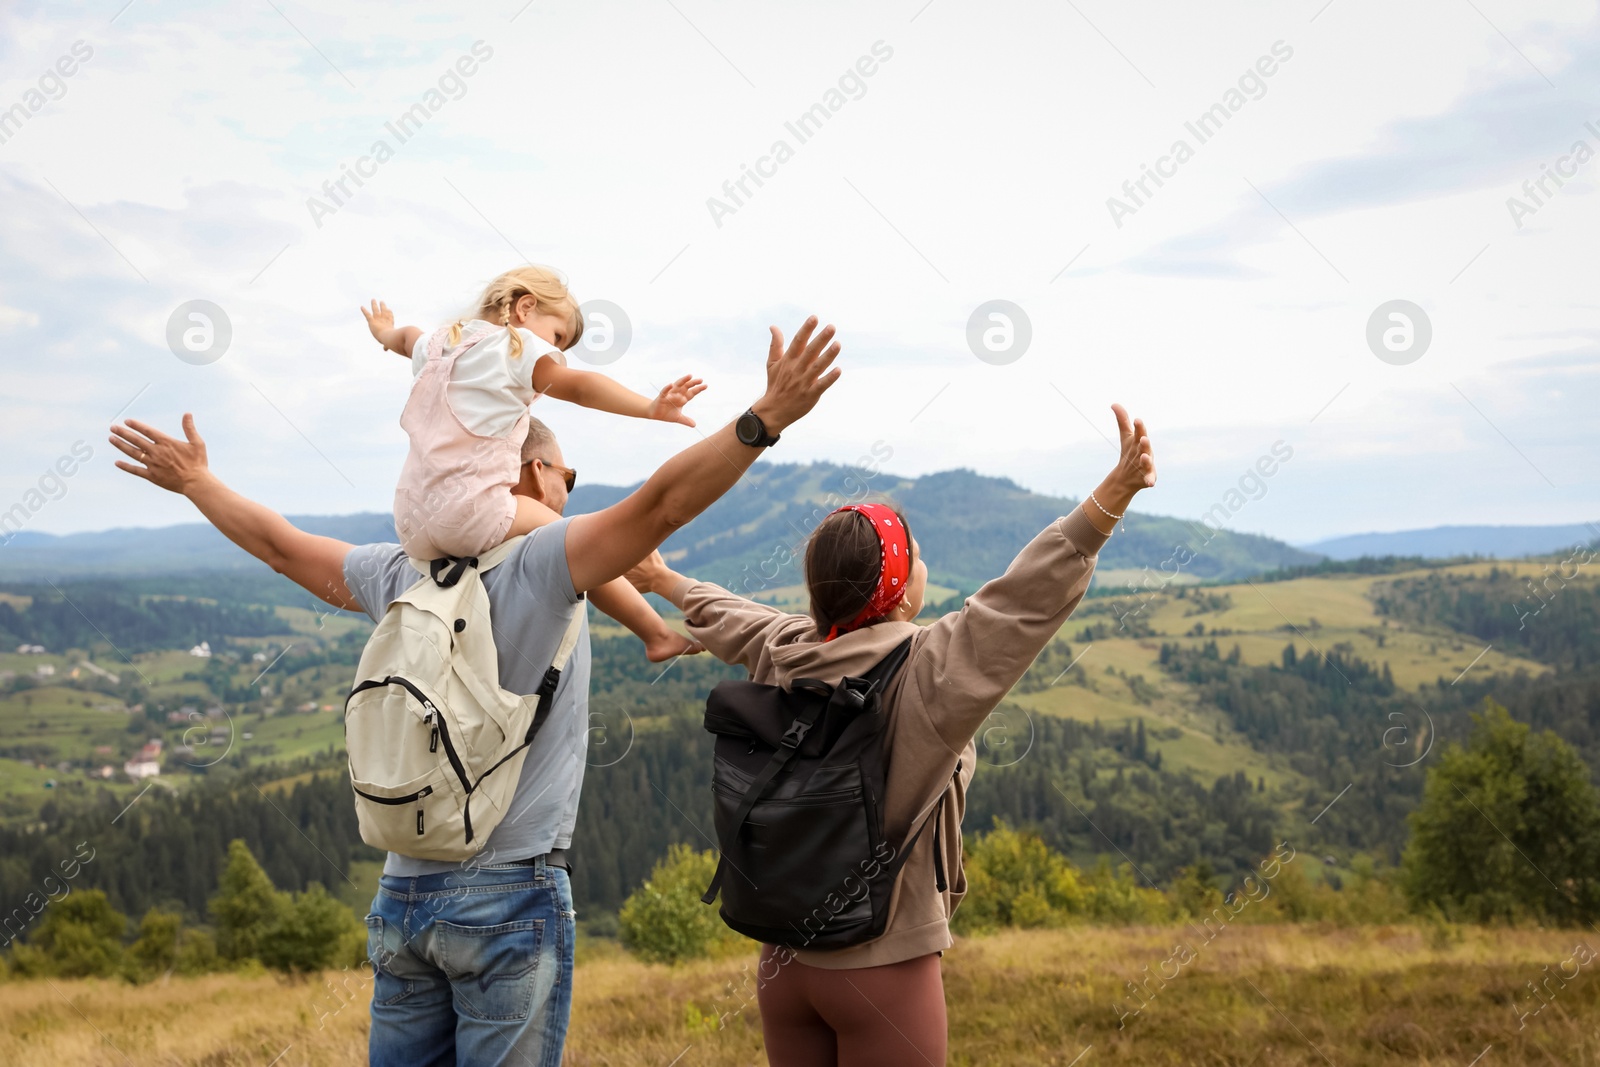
[393,320,564,560]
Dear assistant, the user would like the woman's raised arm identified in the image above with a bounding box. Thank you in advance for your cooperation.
[906,403,1156,751]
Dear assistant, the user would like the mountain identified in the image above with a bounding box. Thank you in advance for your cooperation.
[0,514,398,581]
[0,463,1321,591]
[598,463,1321,594]
[1304,523,1600,562]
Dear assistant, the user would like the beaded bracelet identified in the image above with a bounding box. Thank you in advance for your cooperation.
[1088,490,1123,521]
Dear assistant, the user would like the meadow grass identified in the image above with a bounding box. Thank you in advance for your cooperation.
[4,924,1597,1065]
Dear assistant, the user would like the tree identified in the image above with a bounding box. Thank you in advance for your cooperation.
[210,839,288,963]
[619,844,740,964]
[1402,700,1600,924]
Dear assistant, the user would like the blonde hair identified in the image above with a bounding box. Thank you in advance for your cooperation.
[448,265,583,359]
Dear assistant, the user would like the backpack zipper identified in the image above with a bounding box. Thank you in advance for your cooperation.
[353,783,434,805]
[712,780,861,804]
[380,676,472,796]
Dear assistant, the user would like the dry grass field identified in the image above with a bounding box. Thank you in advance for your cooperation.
[4,924,1598,1066]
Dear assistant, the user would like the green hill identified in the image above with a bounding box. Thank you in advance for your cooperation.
[0,462,1320,593]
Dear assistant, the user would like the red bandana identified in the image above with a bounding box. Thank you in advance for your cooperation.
[823,503,911,641]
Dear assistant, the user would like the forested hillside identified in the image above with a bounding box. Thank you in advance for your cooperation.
[1,536,1596,934]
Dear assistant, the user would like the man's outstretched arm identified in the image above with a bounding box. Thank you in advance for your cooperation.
[109,415,360,610]
[564,315,841,595]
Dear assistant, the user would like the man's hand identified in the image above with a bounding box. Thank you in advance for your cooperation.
[645,374,708,428]
[109,414,211,495]
[109,413,359,610]
[748,316,841,435]
[564,314,843,595]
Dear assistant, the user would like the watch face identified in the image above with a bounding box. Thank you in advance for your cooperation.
[736,410,761,445]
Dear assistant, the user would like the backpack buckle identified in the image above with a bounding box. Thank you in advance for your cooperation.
[429,555,480,588]
[779,718,812,749]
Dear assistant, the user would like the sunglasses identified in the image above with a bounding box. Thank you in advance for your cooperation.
[536,458,577,492]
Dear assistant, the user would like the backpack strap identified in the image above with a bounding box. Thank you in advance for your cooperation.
[456,598,587,810]
[700,694,827,905]
[527,600,585,742]
[407,534,529,581]
[860,634,915,693]
[701,634,917,906]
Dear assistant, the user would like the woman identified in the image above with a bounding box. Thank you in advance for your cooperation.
[628,404,1156,1066]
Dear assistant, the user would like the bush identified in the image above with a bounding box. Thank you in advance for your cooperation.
[24,890,127,978]
[1082,858,1169,924]
[619,844,741,964]
[209,839,363,973]
[260,883,365,974]
[1167,862,1224,921]
[176,927,222,976]
[125,907,182,980]
[953,821,1087,934]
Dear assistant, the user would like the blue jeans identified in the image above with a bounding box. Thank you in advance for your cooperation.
[365,860,575,1067]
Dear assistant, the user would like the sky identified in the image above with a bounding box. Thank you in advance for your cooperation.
[0,0,1596,547]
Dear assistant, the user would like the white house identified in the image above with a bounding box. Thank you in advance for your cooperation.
[124,738,163,779]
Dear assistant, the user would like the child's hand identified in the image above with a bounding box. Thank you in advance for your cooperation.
[646,374,707,428]
[644,630,704,663]
[360,299,395,344]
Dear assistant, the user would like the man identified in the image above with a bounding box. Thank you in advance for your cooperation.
[109,317,841,1066]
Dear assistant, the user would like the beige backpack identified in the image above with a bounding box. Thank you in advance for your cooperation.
[343,536,584,861]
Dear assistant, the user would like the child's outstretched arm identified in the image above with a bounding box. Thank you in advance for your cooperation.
[362,299,423,358]
[589,577,703,662]
[535,359,706,427]
[503,494,700,662]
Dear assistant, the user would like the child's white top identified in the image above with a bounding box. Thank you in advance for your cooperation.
[410,320,566,439]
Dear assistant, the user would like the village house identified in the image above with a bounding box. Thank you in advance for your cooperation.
[124,738,163,779]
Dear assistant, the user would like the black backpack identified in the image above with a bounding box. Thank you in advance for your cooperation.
[700,636,948,950]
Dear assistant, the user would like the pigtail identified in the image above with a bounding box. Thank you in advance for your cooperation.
[463,265,577,360]
[447,320,464,346]
[499,293,524,359]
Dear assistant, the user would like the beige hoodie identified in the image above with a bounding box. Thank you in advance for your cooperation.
[668,506,1108,969]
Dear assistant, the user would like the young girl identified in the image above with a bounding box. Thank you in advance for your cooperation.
[363,264,704,661]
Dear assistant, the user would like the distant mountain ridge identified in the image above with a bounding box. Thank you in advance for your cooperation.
[1304,523,1600,562]
[0,462,1321,590]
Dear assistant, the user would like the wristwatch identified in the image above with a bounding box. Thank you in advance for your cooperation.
[735,408,780,448]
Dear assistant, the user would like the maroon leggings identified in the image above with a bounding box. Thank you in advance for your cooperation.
[756,946,947,1067]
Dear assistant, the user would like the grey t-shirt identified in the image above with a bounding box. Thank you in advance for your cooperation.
[342,518,591,877]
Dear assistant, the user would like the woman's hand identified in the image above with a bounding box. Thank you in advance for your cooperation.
[1110,403,1156,493]
[1082,403,1155,535]
[625,550,682,600]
